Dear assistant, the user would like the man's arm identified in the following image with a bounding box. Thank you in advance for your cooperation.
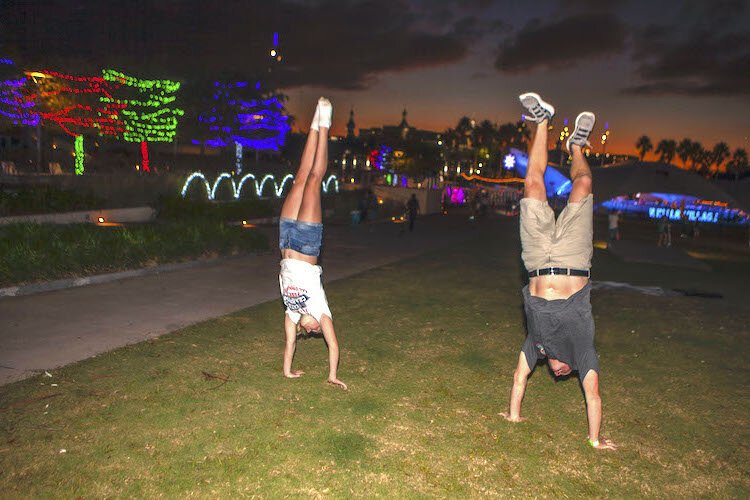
[283,314,304,378]
[501,352,532,422]
[319,315,347,389]
[582,370,617,450]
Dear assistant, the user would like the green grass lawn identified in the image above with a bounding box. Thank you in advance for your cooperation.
[1,222,748,497]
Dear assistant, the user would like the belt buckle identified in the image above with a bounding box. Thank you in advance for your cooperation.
[549,268,556,276]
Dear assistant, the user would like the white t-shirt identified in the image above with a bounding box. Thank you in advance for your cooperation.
[279,258,332,323]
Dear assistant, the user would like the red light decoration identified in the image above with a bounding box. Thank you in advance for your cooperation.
[140,141,150,173]
[28,70,126,137]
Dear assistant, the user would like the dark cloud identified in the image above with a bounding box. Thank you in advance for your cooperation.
[494,12,626,73]
[4,0,468,90]
[623,0,750,96]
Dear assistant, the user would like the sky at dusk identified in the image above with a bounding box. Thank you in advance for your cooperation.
[4,0,749,155]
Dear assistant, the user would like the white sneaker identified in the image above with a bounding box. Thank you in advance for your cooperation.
[519,92,555,123]
[317,97,332,129]
[566,111,595,152]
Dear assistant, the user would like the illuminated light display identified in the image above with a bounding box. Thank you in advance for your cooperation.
[74,135,84,175]
[602,193,748,226]
[0,58,39,126]
[102,69,184,172]
[506,148,572,197]
[194,81,291,154]
[181,172,339,200]
[503,154,516,170]
[460,173,524,184]
[27,70,126,137]
[445,186,466,204]
[235,142,243,175]
[140,140,150,172]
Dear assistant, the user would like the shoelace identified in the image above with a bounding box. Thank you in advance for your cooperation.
[522,103,550,122]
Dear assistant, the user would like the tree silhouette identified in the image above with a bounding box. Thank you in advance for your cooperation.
[710,142,730,178]
[689,141,704,173]
[727,148,748,181]
[677,138,693,168]
[655,139,677,164]
[635,135,653,161]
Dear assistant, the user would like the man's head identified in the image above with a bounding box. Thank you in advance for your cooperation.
[548,358,572,377]
[298,314,321,334]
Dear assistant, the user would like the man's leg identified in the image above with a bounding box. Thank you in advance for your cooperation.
[518,93,556,274]
[525,117,550,201]
[567,112,595,203]
[568,144,592,203]
[280,103,321,221]
[297,98,331,224]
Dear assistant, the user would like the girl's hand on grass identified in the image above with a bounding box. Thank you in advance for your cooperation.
[499,412,526,422]
[284,370,304,378]
[591,437,618,450]
[327,378,348,390]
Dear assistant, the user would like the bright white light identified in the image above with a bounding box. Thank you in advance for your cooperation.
[503,154,516,169]
[182,171,338,200]
[270,49,277,57]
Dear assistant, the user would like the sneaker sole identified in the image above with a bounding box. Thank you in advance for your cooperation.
[518,92,555,120]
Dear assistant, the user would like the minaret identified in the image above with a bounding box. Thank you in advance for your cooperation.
[346,108,356,139]
[399,108,409,140]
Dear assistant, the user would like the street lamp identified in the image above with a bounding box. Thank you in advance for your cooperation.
[24,70,52,171]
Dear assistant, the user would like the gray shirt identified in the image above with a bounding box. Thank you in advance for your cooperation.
[521,283,599,380]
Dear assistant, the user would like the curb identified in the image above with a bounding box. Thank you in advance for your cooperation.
[0,259,224,298]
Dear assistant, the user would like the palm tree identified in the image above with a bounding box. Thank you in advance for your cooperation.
[455,116,475,149]
[476,120,497,149]
[677,138,693,168]
[655,139,677,164]
[710,142,730,178]
[635,135,653,161]
[688,141,704,172]
[727,148,749,181]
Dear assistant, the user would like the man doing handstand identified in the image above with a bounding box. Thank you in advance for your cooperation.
[500,92,616,450]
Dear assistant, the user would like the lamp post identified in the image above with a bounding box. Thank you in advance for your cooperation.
[24,71,50,172]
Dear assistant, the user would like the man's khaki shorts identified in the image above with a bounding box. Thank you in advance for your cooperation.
[520,194,593,271]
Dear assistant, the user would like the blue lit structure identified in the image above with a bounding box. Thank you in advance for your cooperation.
[602,193,748,226]
[0,58,39,126]
[193,82,291,157]
[506,147,572,197]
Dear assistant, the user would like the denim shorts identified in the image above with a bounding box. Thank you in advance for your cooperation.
[279,217,323,256]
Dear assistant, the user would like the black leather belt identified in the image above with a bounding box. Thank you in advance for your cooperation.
[528,267,590,278]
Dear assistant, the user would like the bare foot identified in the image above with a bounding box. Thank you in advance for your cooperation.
[499,412,526,422]
[284,370,304,378]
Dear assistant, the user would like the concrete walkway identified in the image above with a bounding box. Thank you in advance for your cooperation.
[0,214,479,386]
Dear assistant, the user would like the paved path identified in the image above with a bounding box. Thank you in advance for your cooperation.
[0,214,479,385]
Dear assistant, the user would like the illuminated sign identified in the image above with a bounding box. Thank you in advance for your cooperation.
[648,207,719,223]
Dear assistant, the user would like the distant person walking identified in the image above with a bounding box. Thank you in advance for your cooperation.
[607,210,620,241]
[406,194,420,232]
[656,215,669,247]
[500,92,616,450]
[278,97,347,390]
